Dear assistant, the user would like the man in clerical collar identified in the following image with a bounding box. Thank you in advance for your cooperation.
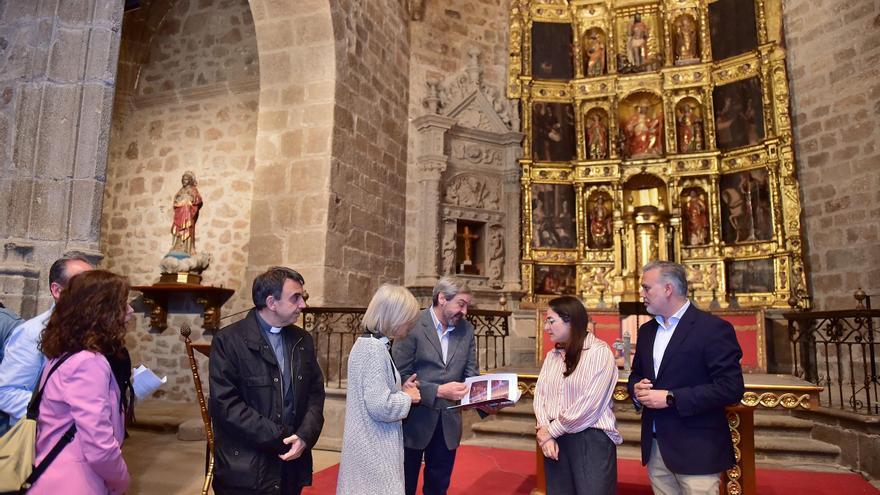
[627,261,744,494]
[210,267,325,495]
[393,276,485,495]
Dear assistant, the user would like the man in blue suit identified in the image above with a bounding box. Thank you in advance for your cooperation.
[627,261,744,494]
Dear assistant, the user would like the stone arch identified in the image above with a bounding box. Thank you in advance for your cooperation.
[245,0,412,307]
[103,0,411,313]
[243,0,337,305]
[102,0,263,315]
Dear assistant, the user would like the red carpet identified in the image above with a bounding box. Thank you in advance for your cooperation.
[303,445,879,494]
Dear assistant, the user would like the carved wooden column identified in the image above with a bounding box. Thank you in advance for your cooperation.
[411,114,455,286]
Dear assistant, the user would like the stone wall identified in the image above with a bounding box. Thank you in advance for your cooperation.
[102,0,258,303]
[0,1,122,317]
[242,0,336,304]
[783,0,880,309]
[408,0,511,118]
[244,0,412,307]
[799,408,880,480]
[135,0,258,98]
[405,0,514,286]
[101,89,259,301]
[101,0,259,400]
[321,0,412,305]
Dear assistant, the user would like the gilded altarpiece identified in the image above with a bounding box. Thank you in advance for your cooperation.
[509,0,809,310]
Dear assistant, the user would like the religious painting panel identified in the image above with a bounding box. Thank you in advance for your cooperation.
[582,27,607,77]
[672,13,700,66]
[675,97,706,153]
[708,0,759,61]
[585,190,614,250]
[681,187,710,246]
[726,258,775,294]
[583,107,610,160]
[531,183,577,249]
[534,264,577,295]
[618,92,664,159]
[719,168,773,244]
[531,22,574,80]
[616,10,662,73]
[532,102,577,162]
[712,77,765,150]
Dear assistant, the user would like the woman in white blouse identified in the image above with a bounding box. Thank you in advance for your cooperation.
[534,295,622,494]
[336,284,422,495]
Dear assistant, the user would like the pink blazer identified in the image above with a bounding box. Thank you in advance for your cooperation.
[29,351,129,495]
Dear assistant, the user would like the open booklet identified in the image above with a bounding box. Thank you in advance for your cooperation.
[447,373,520,410]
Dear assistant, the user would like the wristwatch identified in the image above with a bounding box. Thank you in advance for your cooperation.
[665,391,675,407]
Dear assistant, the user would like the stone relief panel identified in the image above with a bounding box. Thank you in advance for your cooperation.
[487,225,505,289]
[441,222,457,276]
[408,45,523,298]
[449,142,502,168]
[429,48,520,131]
[444,173,501,210]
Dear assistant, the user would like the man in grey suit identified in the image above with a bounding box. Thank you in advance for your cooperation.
[392,277,477,495]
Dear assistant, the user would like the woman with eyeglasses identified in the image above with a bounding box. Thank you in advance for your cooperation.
[534,295,621,494]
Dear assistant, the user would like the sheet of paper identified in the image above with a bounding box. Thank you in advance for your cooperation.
[132,364,167,400]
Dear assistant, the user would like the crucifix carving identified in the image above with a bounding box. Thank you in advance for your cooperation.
[456,221,482,275]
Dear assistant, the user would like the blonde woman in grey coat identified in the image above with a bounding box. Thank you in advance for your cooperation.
[336,284,421,495]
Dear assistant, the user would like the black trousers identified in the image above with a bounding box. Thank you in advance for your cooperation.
[280,469,302,495]
[404,420,458,495]
[544,428,617,495]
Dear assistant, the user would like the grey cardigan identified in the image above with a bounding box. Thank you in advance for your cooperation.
[336,337,412,495]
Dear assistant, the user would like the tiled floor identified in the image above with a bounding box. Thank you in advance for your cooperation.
[123,429,341,494]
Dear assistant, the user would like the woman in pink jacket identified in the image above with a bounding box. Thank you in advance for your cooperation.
[30,270,134,495]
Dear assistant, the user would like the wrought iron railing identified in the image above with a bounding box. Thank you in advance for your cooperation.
[301,307,363,389]
[302,307,511,388]
[785,291,880,415]
[465,309,510,372]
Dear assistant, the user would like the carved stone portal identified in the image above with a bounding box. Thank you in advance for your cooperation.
[407,48,523,302]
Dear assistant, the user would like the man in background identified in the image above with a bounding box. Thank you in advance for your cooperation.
[0,252,93,430]
[0,301,23,435]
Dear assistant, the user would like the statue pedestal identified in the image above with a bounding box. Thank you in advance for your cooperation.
[132,283,234,333]
[159,272,202,285]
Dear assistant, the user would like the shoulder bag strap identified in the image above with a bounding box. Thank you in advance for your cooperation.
[20,353,78,493]
[25,353,75,421]
[19,425,76,492]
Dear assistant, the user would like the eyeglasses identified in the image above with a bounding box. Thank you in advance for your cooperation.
[544,317,557,325]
